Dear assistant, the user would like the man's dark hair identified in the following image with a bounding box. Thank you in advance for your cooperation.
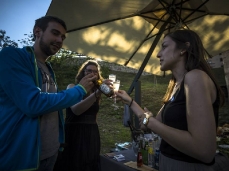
[33,16,67,40]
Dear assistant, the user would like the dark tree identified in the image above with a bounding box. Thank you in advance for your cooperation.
[18,32,34,46]
[0,30,18,51]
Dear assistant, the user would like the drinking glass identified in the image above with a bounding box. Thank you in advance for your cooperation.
[132,140,139,157]
[109,74,116,83]
[108,74,116,99]
[113,80,120,104]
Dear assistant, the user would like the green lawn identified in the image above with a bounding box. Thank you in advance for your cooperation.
[96,71,171,153]
[56,66,229,154]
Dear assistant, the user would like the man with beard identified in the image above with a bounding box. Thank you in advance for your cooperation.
[0,16,96,171]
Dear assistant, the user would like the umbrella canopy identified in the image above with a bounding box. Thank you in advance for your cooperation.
[47,0,229,129]
[46,0,229,76]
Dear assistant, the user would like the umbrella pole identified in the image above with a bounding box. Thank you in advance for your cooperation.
[128,16,172,129]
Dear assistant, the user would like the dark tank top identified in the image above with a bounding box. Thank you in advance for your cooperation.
[160,79,219,164]
[65,99,99,124]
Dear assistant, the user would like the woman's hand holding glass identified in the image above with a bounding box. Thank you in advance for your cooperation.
[102,79,113,87]
[115,90,132,106]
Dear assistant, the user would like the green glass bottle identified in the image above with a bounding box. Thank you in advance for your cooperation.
[142,140,148,165]
[95,79,114,97]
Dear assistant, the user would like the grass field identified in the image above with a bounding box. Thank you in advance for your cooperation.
[56,66,229,154]
[96,70,229,154]
[96,71,171,153]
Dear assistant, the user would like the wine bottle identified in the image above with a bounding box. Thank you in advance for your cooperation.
[137,147,143,167]
[95,79,114,97]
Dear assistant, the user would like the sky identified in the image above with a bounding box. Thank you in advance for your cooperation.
[1,0,52,47]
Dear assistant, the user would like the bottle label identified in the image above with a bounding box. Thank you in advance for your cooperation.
[148,147,153,154]
[100,84,111,94]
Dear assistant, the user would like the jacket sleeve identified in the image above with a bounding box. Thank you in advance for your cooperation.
[0,47,86,118]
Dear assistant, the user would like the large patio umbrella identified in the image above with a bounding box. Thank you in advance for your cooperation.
[47,1,229,128]
[46,0,229,92]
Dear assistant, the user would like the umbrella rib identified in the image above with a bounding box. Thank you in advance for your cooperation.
[127,16,173,95]
[179,0,183,23]
[142,6,205,13]
[139,15,175,25]
[183,0,209,22]
[207,13,229,16]
[145,25,174,41]
[158,0,178,23]
[170,0,192,29]
[174,0,189,6]
[176,8,206,13]
[205,49,212,58]
[124,27,155,66]
[185,13,208,23]
[66,13,137,33]
[124,12,168,66]
[159,0,169,6]
[171,0,179,22]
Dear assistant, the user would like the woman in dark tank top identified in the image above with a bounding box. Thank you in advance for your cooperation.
[116,30,226,171]
[54,60,111,171]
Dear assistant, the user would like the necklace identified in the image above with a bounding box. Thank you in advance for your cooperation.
[174,71,187,88]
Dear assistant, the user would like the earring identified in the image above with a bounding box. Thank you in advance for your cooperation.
[180,51,183,55]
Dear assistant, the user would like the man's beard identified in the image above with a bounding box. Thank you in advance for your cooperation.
[39,36,58,57]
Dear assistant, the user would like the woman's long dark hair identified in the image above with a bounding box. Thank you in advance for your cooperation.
[75,60,103,99]
[162,29,225,106]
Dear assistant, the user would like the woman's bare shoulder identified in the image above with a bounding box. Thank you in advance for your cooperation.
[184,69,209,84]
[184,69,215,96]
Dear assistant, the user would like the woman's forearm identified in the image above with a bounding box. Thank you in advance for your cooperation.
[129,100,145,117]
[70,91,100,115]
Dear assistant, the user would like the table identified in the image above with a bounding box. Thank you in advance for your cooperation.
[100,149,229,171]
[100,149,137,171]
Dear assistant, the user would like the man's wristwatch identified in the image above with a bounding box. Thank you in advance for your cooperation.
[142,113,151,127]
